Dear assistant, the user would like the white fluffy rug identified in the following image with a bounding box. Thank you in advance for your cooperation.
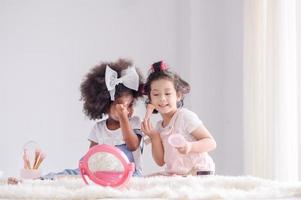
[1,175,301,199]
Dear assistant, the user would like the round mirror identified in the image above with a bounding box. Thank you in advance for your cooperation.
[79,144,135,187]
[88,152,124,184]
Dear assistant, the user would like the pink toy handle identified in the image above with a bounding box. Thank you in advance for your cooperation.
[79,162,89,185]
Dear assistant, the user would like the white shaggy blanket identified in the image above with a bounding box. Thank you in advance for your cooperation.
[1,175,301,199]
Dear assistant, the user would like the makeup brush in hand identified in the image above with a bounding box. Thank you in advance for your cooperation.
[144,104,155,121]
[143,104,156,145]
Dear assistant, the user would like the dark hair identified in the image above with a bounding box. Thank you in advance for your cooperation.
[80,58,144,120]
[144,61,190,111]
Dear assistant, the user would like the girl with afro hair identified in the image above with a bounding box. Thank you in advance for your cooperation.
[80,58,145,176]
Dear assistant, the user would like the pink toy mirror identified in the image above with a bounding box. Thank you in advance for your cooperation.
[79,144,135,187]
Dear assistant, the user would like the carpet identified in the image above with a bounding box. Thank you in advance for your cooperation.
[1,175,301,199]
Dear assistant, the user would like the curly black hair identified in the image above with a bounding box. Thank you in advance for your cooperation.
[80,58,144,120]
[144,61,190,110]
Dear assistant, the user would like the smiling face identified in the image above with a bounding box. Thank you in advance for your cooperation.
[149,78,181,115]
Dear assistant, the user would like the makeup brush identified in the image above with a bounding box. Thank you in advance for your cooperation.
[143,104,155,145]
[23,149,31,169]
[34,153,46,169]
[23,150,27,169]
[33,148,41,170]
[144,104,155,121]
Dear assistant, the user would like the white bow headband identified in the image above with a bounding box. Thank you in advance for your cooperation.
[105,65,139,101]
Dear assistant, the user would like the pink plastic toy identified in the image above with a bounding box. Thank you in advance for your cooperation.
[168,134,187,148]
[79,144,135,187]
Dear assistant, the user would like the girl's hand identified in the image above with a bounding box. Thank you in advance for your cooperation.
[115,104,129,120]
[141,118,158,138]
[176,142,192,154]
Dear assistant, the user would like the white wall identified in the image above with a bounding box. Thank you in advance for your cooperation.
[188,0,244,175]
[297,0,301,181]
[0,0,243,177]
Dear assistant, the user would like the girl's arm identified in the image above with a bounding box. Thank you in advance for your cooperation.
[150,134,165,166]
[119,116,141,151]
[141,119,165,166]
[177,125,216,154]
[114,104,141,151]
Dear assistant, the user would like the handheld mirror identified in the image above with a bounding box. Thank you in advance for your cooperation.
[79,144,135,187]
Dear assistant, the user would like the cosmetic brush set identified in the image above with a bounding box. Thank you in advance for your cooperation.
[23,148,45,170]
[20,141,45,179]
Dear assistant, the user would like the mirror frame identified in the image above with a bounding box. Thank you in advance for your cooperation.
[79,144,135,187]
